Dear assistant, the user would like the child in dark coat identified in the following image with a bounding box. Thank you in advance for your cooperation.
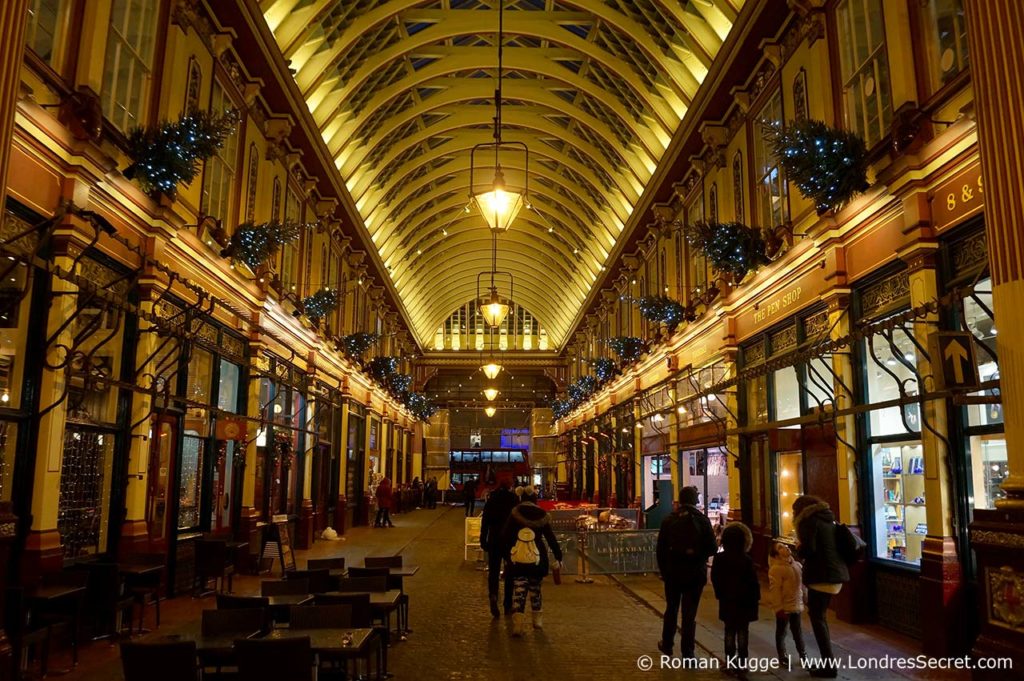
[711,522,761,668]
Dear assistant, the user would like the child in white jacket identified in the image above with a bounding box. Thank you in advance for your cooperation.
[768,542,807,664]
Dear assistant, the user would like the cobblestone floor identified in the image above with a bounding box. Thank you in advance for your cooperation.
[389,507,727,681]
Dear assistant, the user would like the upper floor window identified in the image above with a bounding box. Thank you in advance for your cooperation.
[924,0,969,90]
[280,187,302,290]
[754,90,789,229]
[200,81,239,221]
[102,0,158,132]
[26,0,66,65]
[685,190,706,299]
[836,0,893,146]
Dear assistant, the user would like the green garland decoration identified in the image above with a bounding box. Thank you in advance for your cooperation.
[592,358,617,383]
[764,119,869,214]
[299,288,339,322]
[636,295,686,330]
[551,398,572,420]
[684,220,770,282]
[404,391,438,421]
[124,109,238,198]
[339,333,378,358]
[368,356,400,385]
[606,336,648,364]
[387,373,413,397]
[221,220,302,271]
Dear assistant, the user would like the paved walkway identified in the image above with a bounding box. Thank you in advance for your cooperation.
[53,504,969,680]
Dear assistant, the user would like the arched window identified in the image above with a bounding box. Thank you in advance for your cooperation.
[185,57,203,111]
[101,0,158,131]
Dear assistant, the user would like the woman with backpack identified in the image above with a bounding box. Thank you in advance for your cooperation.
[501,497,563,637]
[792,495,851,679]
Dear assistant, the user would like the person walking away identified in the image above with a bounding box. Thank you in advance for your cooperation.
[768,542,807,665]
[656,486,717,659]
[412,477,423,509]
[480,480,518,617]
[464,477,478,516]
[792,495,851,678]
[501,497,562,637]
[374,477,395,528]
[711,522,760,673]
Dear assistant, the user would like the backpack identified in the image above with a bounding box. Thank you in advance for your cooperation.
[510,527,541,565]
[667,510,706,563]
[834,522,866,565]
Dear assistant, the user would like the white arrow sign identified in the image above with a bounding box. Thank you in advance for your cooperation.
[944,339,970,384]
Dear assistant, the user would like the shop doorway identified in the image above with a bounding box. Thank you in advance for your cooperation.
[682,447,730,529]
[641,453,672,511]
[145,418,178,554]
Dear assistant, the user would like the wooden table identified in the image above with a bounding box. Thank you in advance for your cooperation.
[266,628,381,677]
[352,565,420,578]
[119,563,165,633]
[27,585,86,666]
[147,630,261,656]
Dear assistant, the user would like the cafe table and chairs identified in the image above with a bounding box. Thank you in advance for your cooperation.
[264,627,379,680]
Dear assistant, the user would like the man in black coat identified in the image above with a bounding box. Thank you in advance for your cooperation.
[480,480,518,617]
[793,495,849,678]
[464,477,478,516]
[656,486,718,659]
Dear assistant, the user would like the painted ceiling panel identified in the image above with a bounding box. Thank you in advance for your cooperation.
[262,0,742,348]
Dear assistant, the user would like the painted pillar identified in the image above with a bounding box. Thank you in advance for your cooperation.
[334,398,349,534]
[237,330,266,556]
[964,1,1024,672]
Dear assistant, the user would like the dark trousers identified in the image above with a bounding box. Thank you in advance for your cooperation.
[661,581,704,657]
[374,508,392,527]
[807,589,837,673]
[487,551,513,611]
[465,499,475,516]
[775,612,807,660]
[724,621,750,661]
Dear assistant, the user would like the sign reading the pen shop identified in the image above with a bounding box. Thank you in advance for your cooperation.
[735,265,827,340]
[929,331,980,392]
[930,164,983,232]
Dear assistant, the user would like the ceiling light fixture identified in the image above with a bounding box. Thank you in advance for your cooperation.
[469,0,528,234]
[484,387,499,401]
[485,406,497,418]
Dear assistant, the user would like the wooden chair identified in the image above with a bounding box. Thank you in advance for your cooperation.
[194,539,234,595]
[215,594,269,610]
[201,607,268,636]
[234,636,313,681]
[289,604,353,629]
[306,557,345,570]
[121,554,164,634]
[260,578,310,597]
[313,593,372,627]
[335,576,388,593]
[285,568,332,594]
[84,562,135,640]
[5,587,51,678]
[120,640,198,681]
[362,558,410,635]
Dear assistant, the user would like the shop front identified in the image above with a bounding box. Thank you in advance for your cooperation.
[674,362,731,529]
[345,400,367,527]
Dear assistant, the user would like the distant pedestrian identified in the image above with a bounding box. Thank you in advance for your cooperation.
[501,497,562,636]
[464,477,478,516]
[374,477,394,528]
[412,477,423,508]
[425,477,437,509]
[710,522,760,670]
[655,486,717,659]
[480,480,518,617]
[768,542,807,665]
[793,496,850,678]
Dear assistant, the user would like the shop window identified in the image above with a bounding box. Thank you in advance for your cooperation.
[773,366,801,421]
[863,326,921,436]
[924,0,968,89]
[745,374,768,425]
[0,257,32,410]
[146,421,174,545]
[26,0,66,65]
[58,428,113,558]
[753,90,789,228]
[101,0,158,132]
[200,80,239,222]
[776,451,804,538]
[836,0,893,147]
[873,442,926,563]
[217,358,242,412]
[0,421,16,503]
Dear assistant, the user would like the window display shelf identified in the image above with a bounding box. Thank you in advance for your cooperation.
[872,442,925,565]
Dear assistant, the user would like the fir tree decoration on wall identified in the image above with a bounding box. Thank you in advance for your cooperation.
[636,296,686,331]
[123,109,238,198]
[592,357,617,384]
[339,332,378,359]
[551,398,571,420]
[404,391,438,421]
[221,220,302,271]
[387,373,413,398]
[568,375,599,406]
[606,336,648,364]
[685,220,770,282]
[368,356,400,385]
[764,119,869,214]
[299,288,339,323]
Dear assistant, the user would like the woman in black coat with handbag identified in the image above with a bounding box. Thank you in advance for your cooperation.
[793,495,849,678]
[501,499,562,637]
[710,522,760,667]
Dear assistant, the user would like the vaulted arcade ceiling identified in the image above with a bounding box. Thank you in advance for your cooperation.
[261,0,743,348]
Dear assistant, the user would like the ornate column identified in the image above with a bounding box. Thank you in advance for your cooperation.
[237,324,266,568]
[964,1,1024,672]
[1,3,30,675]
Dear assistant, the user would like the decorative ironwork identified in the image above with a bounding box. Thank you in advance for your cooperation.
[860,271,911,318]
[732,152,744,220]
[57,427,108,558]
[744,342,766,366]
[804,309,830,340]
[952,230,988,278]
[989,566,1024,630]
[769,325,798,355]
